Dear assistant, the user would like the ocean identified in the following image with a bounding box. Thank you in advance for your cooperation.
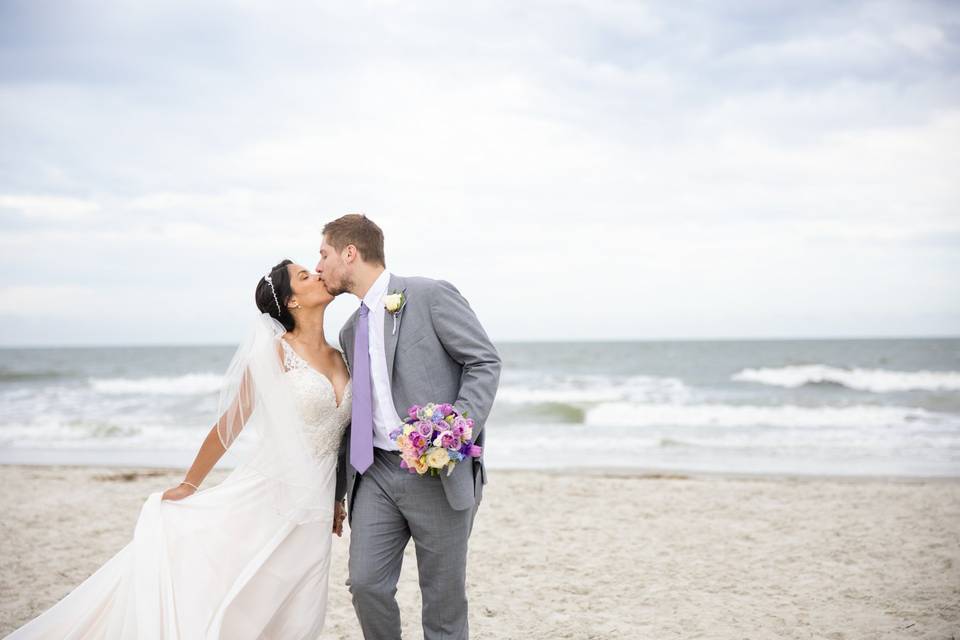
[1,339,959,476]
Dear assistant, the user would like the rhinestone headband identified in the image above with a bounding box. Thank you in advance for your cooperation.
[263,274,282,315]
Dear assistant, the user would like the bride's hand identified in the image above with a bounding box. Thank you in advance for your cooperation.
[333,500,346,537]
[162,483,197,501]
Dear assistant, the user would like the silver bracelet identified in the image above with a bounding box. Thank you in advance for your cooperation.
[181,481,200,491]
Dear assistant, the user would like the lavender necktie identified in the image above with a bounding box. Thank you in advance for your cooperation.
[350,302,374,474]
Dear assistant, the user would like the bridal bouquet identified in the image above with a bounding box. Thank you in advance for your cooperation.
[389,403,482,476]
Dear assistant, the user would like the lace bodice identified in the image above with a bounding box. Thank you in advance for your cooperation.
[280,339,352,459]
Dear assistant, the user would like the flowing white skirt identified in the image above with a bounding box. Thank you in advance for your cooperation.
[5,462,335,640]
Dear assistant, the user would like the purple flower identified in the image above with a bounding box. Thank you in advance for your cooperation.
[438,403,454,417]
[438,431,457,449]
[407,405,421,420]
[466,444,482,457]
[417,421,433,438]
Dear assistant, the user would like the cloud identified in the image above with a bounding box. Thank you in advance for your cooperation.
[0,194,99,220]
[0,285,99,315]
[0,0,958,344]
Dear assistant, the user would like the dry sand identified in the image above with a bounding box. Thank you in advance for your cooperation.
[1,465,958,639]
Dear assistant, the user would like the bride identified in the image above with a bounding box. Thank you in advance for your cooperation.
[5,260,352,639]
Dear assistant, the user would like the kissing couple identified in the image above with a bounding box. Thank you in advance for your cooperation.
[6,214,502,640]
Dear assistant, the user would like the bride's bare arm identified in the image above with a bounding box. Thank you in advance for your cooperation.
[162,369,255,501]
[160,425,225,500]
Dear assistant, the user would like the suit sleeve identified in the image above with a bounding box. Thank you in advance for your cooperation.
[335,429,348,502]
[335,327,350,502]
[428,280,502,440]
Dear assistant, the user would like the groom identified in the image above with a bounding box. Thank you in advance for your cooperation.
[317,214,501,640]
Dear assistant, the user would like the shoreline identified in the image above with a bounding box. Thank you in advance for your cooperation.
[2,461,959,483]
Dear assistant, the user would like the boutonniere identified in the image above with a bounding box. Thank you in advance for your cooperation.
[384,288,407,335]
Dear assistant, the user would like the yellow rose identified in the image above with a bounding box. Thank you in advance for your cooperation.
[384,293,404,313]
[425,447,450,469]
[396,435,409,448]
[402,425,414,436]
[414,456,429,475]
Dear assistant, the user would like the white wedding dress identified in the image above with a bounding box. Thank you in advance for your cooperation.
[6,337,352,640]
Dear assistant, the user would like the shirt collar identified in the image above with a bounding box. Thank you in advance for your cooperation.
[362,269,392,311]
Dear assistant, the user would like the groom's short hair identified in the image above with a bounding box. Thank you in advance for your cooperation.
[323,214,386,267]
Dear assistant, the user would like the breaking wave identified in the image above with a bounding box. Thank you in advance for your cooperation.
[732,365,960,393]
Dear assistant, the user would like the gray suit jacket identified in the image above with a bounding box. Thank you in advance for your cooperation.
[335,273,502,516]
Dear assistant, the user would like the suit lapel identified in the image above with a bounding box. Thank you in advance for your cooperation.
[384,273,405,378]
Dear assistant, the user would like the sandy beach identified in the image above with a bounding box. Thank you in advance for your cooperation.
[1,465,958,639]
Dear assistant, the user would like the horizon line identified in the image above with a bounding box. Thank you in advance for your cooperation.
[1,334,959,349]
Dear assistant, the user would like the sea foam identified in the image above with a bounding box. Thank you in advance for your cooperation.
[584,402,945,429]
[89,373,224,395]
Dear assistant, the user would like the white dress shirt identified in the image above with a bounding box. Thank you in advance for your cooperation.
[361,269,403,451]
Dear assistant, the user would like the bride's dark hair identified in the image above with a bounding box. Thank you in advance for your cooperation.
[255,259,296,331]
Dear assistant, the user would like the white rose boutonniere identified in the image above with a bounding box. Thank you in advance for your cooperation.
[384,293,404,313]
[384,289,407,335]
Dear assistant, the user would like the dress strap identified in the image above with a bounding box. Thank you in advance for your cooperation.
[279,338,306,372]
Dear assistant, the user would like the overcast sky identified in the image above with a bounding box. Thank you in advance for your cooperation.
[1,0,958,345]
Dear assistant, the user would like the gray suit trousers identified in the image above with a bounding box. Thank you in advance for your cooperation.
[348,448,477,640]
